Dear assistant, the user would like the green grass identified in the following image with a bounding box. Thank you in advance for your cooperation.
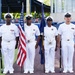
[0,49,18,75]
[0,73,4,75]
[14,49,18,63]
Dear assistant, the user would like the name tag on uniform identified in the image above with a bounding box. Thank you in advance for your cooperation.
[10,30,14,31]
[10,30,14,34]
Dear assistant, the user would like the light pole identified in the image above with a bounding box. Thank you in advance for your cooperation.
[26,0,31,14]
[51,0,53,13]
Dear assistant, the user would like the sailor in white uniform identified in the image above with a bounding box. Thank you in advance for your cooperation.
[58,13,75,73]
[44,16,58,73]
[24,14,40,73]
[0,13,19,74]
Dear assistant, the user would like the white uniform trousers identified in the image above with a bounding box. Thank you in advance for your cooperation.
[44,42,56,72]
[1,40,16,72]
[62,40,74,71]
[24,42,36,72]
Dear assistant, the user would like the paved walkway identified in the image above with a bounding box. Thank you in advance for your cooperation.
[6,48,75,75]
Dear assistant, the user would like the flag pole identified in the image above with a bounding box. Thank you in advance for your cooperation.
[22,2,24,9]
[60,43,62,72]
[42,4,45,72]
[42,35,45,73]
[41,1,45,72]
[0,49,3,73]
[21,1,24,73]
[17,0,26,72]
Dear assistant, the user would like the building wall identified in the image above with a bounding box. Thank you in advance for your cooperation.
[51,0,75,13]
[51,12,75,22]
[51,0,75,22]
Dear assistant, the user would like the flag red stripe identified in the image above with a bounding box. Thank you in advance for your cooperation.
[17,25,26,67]
[17,51,23,66]
[19,26,26,40]
[17,47,26,66]
[20,37,26,47]
[21,52,26,66]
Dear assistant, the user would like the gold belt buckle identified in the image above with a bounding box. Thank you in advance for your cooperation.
[49,42,52,44]
[28,40,30,43]
[8,41,10,42]
[67,39,70,41]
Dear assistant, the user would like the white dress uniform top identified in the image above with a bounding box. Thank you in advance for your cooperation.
[44,25,58,72]
[24,23,40,73]
[0,23,19,73]
[58,23,75,72]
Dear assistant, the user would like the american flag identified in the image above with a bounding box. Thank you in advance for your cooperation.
[17,2,26,67]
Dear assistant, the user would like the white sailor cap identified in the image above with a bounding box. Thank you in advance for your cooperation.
[4,13,13,19]
[64,12,71,17]
[46,16,53,21]
[25,14,33,20]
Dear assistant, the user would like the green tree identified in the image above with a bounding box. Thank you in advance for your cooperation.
[44,0,50,6]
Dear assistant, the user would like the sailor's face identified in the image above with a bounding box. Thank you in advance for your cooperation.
[27,19,31,22]
[6,18,11,22]
[64,17,71,22]
[47,21,52,25]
